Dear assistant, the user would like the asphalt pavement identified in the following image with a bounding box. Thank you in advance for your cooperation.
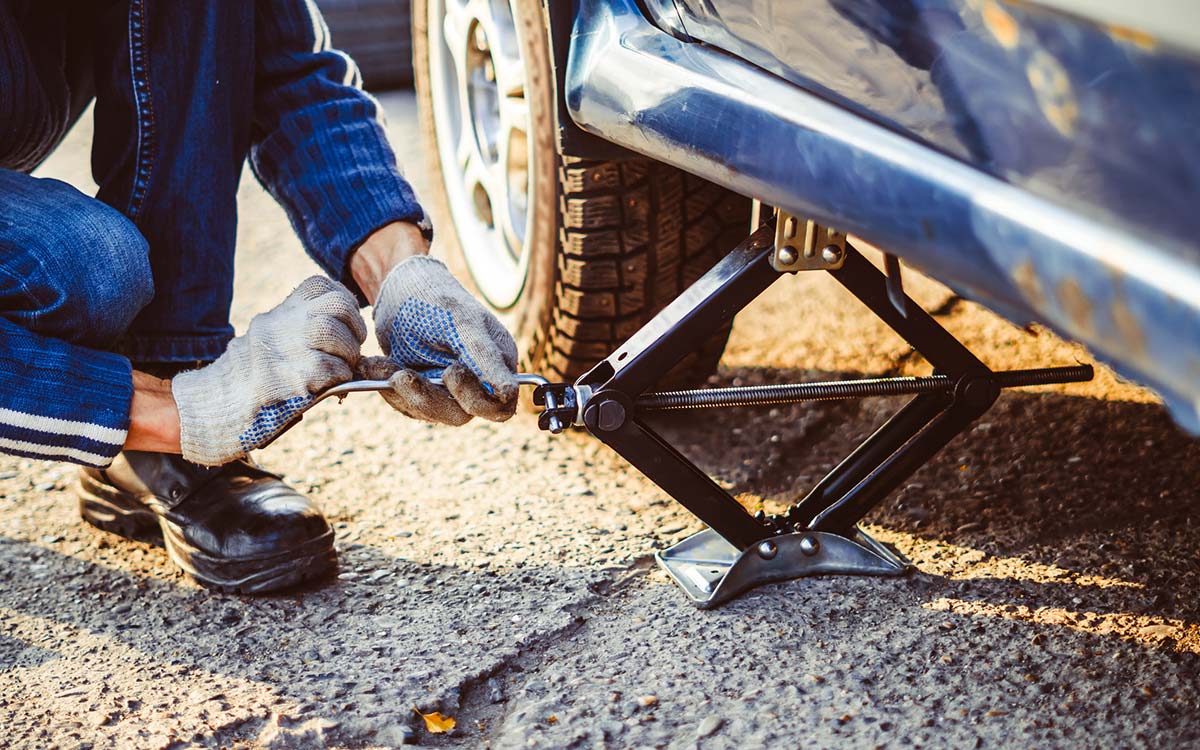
[2,91,1197,749]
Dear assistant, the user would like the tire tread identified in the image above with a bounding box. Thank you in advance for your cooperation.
[547,156,749,382]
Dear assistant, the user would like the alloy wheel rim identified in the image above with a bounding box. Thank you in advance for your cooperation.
[429,0,533,309]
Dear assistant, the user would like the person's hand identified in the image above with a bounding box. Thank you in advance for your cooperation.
[369,255,518,425]
[172,276,366,465]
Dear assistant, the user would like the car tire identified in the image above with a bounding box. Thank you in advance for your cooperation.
[318,0,414,89]
[413,0,750,383]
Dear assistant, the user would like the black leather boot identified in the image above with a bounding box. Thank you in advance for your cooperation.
[77,451,337,593]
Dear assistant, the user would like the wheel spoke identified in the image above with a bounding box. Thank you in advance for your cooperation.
[499,94,530,136]
[440,0,473,75]
[494,114,528,256]
[491,50,526,99]
[454,120,473,170]
[496,180,525,255]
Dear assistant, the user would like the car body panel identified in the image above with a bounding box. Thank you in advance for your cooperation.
[666,0,1200,261]
[564,0,1200,432]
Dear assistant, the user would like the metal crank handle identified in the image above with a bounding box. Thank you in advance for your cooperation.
[260,372,550,450]
[304,372,550,413]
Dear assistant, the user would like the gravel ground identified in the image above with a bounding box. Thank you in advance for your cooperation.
[3,91,1197,749]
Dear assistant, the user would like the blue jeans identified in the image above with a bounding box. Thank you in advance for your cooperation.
[1,2,259,364]
[0,172,154,351]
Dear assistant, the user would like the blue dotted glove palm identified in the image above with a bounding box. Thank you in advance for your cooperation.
[370,255,518,425]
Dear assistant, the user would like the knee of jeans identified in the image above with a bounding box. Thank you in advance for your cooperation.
[87,212,154,333]
[43,203,154,343]
[0,174,155,346]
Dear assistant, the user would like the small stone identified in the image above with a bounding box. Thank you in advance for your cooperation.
[374,722,416,746]
[257,715,335,750]
[939,621,956,631]
[636,695,658,707]
[906,506,930,522]
[1139,624,1176,639]
[696,715,723,737]
[484,677,505,703]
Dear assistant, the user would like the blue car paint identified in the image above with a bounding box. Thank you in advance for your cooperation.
[665,0,1200,259]
[565,0,1200,432]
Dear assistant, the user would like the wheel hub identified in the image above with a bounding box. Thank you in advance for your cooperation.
[429,0,533,309]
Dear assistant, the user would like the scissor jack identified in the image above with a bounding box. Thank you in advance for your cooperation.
[532,218,1092,607]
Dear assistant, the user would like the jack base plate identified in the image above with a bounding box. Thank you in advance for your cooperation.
[655,527,910,608]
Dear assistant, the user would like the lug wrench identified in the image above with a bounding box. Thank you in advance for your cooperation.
[304,372,550,411]
[262,373,552,447]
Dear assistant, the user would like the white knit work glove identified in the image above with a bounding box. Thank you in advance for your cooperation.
[172,276,367,466]
[370,255,518,425]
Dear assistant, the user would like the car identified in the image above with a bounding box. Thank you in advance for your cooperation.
[402,0,1200,607]
[411,0,1200,435]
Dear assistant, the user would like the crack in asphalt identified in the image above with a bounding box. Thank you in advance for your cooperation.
[417,557,657,748]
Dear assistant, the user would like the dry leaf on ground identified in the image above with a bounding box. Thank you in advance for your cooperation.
[414,707,457,734]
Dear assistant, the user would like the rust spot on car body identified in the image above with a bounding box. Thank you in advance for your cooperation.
[1012,261,1045,308]
[982,2,1020,49]
[1111,295,1148,359]
[1026,50,1078,137]
[1057,278,1094,336]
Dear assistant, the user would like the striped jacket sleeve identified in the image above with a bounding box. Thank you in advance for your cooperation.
[249,0,430,302]
[0,318,131,467]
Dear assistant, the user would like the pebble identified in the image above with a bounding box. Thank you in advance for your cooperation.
[637,695,658,707]
[696,715,723,737]
[484,677,505,703]
[906,506,931,522]
[1138,624,1176,639]
[374,722,416,745]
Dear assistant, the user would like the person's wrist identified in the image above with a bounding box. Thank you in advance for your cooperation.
[124,370,182,453]
[350,221,430,305]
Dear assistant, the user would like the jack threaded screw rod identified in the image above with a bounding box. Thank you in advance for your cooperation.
[635,365,1093,412]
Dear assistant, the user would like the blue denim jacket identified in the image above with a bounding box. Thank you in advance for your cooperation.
[0,0,428,466]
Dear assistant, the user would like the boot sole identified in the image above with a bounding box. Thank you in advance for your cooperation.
[78,473,338,594]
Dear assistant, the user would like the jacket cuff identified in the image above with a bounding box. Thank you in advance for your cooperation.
[0,324,131,468]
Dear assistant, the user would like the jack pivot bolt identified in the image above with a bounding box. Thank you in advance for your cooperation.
[595,400,627,432]
[821,244,843,265]
[799,536,820,556]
